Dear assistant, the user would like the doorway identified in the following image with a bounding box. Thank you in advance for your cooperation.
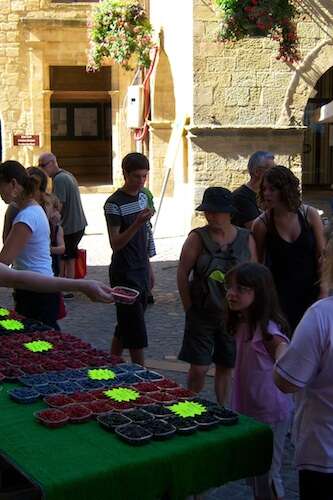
[50,66,112,185]
[303,67,333,188]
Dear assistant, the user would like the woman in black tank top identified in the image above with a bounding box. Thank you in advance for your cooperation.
[253,166,325,332]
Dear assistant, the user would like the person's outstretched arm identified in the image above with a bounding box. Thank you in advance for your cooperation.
[0,263,113,303]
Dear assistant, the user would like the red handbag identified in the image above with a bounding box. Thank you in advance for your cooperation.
[57,293,67,320]
[75,249,87,279]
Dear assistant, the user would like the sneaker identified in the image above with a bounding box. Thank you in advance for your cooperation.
[63,293,74,299]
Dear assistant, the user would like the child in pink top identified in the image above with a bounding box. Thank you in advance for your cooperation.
[225,262,293,500]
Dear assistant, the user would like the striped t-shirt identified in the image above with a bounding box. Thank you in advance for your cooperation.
[104,189,155,273]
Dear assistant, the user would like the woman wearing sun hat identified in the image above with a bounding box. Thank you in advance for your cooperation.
[177,187,257,404]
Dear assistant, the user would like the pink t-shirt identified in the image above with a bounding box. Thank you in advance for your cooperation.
[231,320,293,425]
[275,297,333,472]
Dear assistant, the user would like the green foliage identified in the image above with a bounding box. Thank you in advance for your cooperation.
[215,0,300,63]
[87,0,153,71]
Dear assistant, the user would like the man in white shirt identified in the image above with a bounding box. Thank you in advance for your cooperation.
[274,297,333,500]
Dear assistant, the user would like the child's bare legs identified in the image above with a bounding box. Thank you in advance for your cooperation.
[111,338,145,366]
[253,418,289,500]
[60,260,65,277]
[129,348,144,366]
[269,419,289,500]
[111,336,123,356]
[187,364,209,393]
[215,365,232,405]
[147,261,155,304]
[60,259,75,279]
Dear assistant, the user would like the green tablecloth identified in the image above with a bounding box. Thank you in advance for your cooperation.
[0,383,273,500]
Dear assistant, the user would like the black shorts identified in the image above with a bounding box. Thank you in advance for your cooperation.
[62,229,85,260]
[110,268,148,350]
[178,306,236,368]
[299,470,333,500]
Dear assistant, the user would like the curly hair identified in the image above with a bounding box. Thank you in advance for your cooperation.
[258,165,301,212]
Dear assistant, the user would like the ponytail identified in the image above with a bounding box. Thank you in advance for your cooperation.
[21,175,38,198]
[26,166,48,193]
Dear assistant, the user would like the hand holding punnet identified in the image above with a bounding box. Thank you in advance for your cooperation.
[136,208,153,226]
[79,280,114,303]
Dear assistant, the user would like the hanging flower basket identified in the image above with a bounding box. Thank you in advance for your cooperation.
[87,0,154,71]
[215,0,300,63]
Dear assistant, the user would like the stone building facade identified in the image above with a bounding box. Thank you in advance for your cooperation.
[1,0,333,231]
[0,0,135,185]
[149,0,333,227]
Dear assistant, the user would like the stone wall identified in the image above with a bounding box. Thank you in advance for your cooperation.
[0,0,135,186]
[149,0,193,201]
[0,1,90,166]
[2,0,333,231]
[191,0,333,209]
[193,0,333,127]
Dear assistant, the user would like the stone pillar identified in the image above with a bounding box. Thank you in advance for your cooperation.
[42,89,53,155]
[148,120,174,197]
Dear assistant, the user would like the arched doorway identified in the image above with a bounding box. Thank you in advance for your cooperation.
[303,67,333,188]
[149,46,176,197]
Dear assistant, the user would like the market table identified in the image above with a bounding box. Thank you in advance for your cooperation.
[0,381,273,500]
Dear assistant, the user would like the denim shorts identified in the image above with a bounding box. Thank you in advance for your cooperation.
[178,306,236,368]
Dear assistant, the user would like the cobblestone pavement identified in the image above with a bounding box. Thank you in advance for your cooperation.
[0,193,308,499]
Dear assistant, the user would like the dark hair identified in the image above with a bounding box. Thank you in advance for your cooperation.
[122,152,150,174]
[225,262,290,340]
[0,161,38,199]
[26,167,48,193]
[258,165,301,212]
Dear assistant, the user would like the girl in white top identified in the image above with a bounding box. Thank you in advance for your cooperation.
[0,161,59,328]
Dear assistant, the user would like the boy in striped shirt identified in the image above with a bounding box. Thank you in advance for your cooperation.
[104,153,153,365]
